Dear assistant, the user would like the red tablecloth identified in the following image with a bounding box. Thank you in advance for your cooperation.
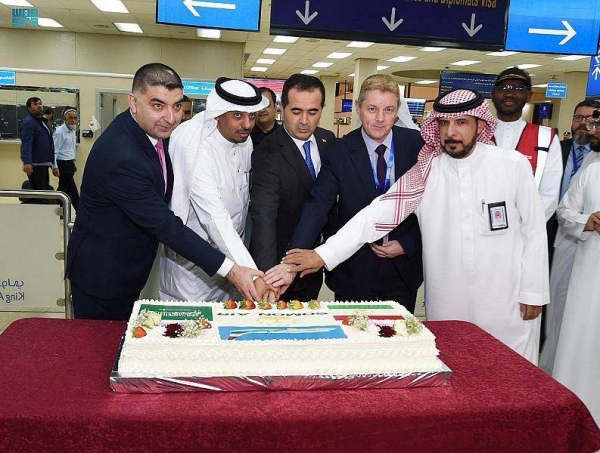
[1,318,598,453]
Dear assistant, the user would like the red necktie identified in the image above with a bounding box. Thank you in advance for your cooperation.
[155,139,167,194]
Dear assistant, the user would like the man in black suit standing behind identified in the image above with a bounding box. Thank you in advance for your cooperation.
[277,74,424,312]
[250,74,335,301]
[67,63,263,320]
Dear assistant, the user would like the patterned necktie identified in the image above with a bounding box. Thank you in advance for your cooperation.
[303,141,317,180]
[155,139,167,194]
[375,144,387,193]
[571,145,585,177]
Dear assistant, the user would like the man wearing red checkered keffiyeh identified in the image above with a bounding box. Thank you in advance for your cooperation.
[285,88,549,364]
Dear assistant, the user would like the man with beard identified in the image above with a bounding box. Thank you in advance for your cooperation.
[284,89,549,364]
[540,99,600,373]
[160,77,275,302]
[492,67,562,223]
[552,116,600,425]
[250,86,280,147]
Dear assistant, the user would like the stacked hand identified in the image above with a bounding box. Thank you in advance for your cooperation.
[281,249,324,277]
[584,211,600,233]
[369,239,405,258]
[264,263,296,296]
[254,276,280,302]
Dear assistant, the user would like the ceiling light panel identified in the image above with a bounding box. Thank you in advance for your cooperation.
[0,0,32,6]
[38,18,63,28]
[487,51,519,57]
[420,47,446,52]
[554,55,588,61]
[273,36,299,43]
[388,56,417,63]
[251,67,268,72]
[256,58,276,64]
[197,28,220,39]
[312,62,333,68]
[114,23,143,33]
[377,65,390,70]
[301,70,319,75]
[347,41,374,48]
[451,60,480,66]
[327,52,352,59]
[263,48,287,55]
[91,0,128,13]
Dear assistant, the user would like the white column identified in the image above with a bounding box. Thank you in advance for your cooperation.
[351,58,377,128]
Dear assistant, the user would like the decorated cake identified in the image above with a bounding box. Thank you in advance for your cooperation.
[116,300,444,379]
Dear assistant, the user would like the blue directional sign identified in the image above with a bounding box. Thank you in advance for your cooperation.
[271,0,509,51]
[157,0,261,32]
[586,55,600,97]
[0,70,16,86]
[506,0,600,55]
[183,80,215,96]
[546,82,568,99]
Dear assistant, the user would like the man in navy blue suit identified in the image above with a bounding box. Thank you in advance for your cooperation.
[67,63,263,320]
[272,74,424,312]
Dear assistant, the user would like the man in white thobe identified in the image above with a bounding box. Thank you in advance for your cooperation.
[159,78,271,301]
[283,89,549,364]
[540,99,600,373]
[553,121,600,423]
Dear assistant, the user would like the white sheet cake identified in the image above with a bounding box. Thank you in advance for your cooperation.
[117,300,443,378]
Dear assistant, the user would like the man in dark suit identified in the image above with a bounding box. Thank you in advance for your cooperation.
[250,74,335,301]
[280,74,424,312]
[67,63,263,320]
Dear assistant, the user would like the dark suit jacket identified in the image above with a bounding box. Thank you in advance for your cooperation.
[67,110,225,300]
[250,126,336,273]
[290,126,424,297]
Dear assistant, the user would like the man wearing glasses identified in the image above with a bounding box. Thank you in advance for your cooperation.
[541,101,600,374]
[492,67,562,224]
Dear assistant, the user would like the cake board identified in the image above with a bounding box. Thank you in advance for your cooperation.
[110,336,452,393]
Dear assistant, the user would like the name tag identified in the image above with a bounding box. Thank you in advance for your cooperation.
[488,201,508,231]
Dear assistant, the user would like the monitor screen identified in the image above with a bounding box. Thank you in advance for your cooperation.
[405,98,426,116]
[538,103,553,120]
[341,99,353,113]
[439,71,497,99]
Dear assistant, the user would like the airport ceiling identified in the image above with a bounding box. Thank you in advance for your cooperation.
[0,0,592,89]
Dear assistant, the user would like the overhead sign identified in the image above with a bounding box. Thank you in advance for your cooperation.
[12,8,38,28]
[156,0,261,32]
[0,71,16,86]
[271,0,509,51]
[505,0,600,55]
[183,80,215,96]
[439,72,497,99]
[586,55,600,97]
[546,82,568,99]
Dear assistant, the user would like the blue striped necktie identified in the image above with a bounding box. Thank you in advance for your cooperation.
[571,145,585,177]
[303,141,317,180]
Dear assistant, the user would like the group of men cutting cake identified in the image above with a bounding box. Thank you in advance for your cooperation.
[65,63,599,424]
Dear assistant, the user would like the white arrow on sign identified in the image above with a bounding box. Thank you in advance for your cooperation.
[592,66,600,80]
[382,7,403,31]
[528,20,576,45]
[183,0,236,18]
[462,13,482,37]
[296,0,318,25]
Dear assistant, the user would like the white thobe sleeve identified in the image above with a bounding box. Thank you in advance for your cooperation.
[538,136,562,222]
[189,151,258,272]
[315,180,398,270]
[556,166,595,243]
[516,155,550,306]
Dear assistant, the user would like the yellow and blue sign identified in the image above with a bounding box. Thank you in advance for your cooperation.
[506,0,600,55]
[157,0,261,32]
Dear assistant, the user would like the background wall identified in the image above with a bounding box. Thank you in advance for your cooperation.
[0,27,244,190]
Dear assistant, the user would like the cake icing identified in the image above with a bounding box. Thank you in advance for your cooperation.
[117,300,443,378]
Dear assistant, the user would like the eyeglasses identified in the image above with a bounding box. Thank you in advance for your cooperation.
[573,114,595,122]
[585,122,600,131]
[494,85,529,92]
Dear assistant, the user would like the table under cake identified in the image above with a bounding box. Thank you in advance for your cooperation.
[1,318,598,452]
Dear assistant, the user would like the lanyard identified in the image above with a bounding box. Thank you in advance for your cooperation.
[571,144,583,174]
[372,141,395,193]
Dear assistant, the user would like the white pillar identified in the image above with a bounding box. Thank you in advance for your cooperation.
[320,75,337,134]
[351,58,377,128]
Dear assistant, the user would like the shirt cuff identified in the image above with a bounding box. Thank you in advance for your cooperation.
[315,244,337,271]
[519,291,549,306]
[216,257,235,278]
